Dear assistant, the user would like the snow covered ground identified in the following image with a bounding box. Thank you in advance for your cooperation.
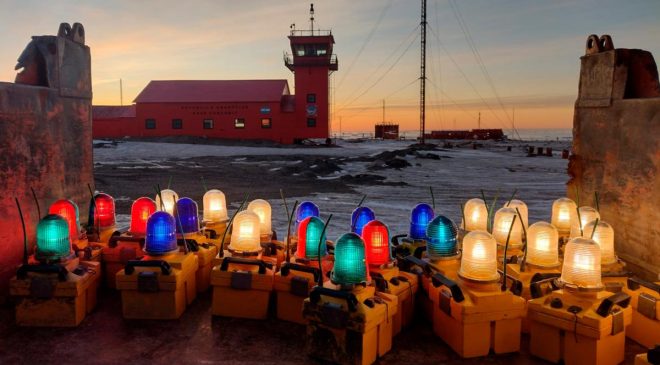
[95,139,569,240]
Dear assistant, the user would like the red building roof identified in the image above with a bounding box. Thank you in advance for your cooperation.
[92,105,136,119]
[133,80,290,103]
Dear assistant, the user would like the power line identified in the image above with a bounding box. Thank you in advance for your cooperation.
[340,77,419,120]
[336,0,393,90]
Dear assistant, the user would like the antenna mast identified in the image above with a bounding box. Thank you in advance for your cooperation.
[419,0,427,144]
[120,78,123,106]
[309,3,315,34]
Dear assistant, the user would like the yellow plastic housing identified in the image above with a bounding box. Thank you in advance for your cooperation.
[229,211,262,253]
[526,222,560,267]
[155,189,179,215]
[560,237,603,290]
[247,199,272,236]
[569,206,600,238]
[583,220,617,265]
[492,207,523,248]
[551,197,576,233]
[203,189,228,223]
[459,231,499,282]
[461,198,488,232]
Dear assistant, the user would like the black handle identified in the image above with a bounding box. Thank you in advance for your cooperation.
[309,286,358,312]
[391,234,407,247]
[627,277,660,294]
[124,260,172,275]
[402,255,431,273]
[280,262,320,282]
[530,272,561,283]
[220,256,267,274]
[431,273,464,303]
[109,235,144,248]
[529,277,560,299]
[596,292,631,317]
[16,264,68,281]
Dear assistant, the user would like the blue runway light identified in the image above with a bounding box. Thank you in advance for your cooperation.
[145,211,178,255]
[409,203,434,240]
[351,206,375,236]
[296,201,320,225]
[175,197,200,234]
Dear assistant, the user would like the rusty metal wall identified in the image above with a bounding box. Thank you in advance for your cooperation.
[0,23,93,301]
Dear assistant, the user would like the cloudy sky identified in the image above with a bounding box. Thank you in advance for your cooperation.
[0,0,658,131]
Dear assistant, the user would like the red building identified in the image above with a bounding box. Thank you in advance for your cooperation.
[93,8,337,144]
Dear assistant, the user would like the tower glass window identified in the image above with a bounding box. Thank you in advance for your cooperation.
[261,118,272,129]
[234,118,245,129]
[307,118,316,127]
[307,94,316,103]
[203,119,213,129]
[172,119,183,129]
[145,119,156,129]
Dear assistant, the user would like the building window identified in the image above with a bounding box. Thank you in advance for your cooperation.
[307,94,316,103]
[261,118,272,129]
[307,118,316,127]
[172,119,183,129]
[203,119,214,129]
[145,119,156,129]
[234,118,245,129]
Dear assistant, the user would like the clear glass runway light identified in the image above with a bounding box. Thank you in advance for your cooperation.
[560,237,603,290]
[493,207,523,248]
[362,220,392,266]
[409,203,434,240]
[569,206,600,238]
[48,199,80,244]
[526,222,560,267]
[462,198,488,232]
[144,211,178,256]
[247,199,272,236]
[551,197,576,233]
[130,197,157,235]
[584,220,617,265]
[426,215,458,260]
[505,199,528,227]
[203,189,227,223]
[459,230,499,282]
[229,210,262,253]
[35,214,72,261]
[332,232,369,286]
[175,198,200,234]
[156,189,179,215]
[296,216,327,259]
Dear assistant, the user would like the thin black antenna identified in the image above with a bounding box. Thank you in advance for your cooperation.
[280,189,290,221]
[317,214,333,287]
[590,218,600,240]
[501,214,517,291]
[309,3,315,34]
[356,195,367,209]
[87,183,99,235]
[200,176,208,192]
[172,196,188,253]
[516,207,528,272]
[429,186,435,210]
[155,184,164,210]
[285,200,299,263]
[30,187,41,219]
[167,176,173,190]
[506,189,518,207]
[16,198,28,265]
[219,193,250,257]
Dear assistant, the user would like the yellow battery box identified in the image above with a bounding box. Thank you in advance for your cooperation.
[102,235,146,289]
[116,252,198,319]
[634,346,660,365]
[402,255,460,323]
[10,258,101,327]
[370,265,418,335]
[211,256,274,319]
[260,240,287,271]
[528,290,633,365]
[623,277,660,349]
[179,233,218,293]
[430,273,525,358]
[201,220,229,250]
[274,261,323,324]
[303,283,398,365]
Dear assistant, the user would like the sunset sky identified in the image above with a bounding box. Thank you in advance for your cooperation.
[0,0,658,132]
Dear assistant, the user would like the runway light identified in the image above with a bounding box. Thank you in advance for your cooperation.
[526,222,560,267]
[569,206,600,238]
[551,197,576,233]
[426,215,458,259]
[332,232,369,285]
[175,198,200,234]
[156,189,179,215]
[351,206,375,236]
[559,237,602,290]
[144,211,178,255]
[35,214,72,261]
[296,201,320,226]
[458,230,499,282]
[362,220,391,266]
[247,199,272,236]
[90,193,115,228]
[409,203,434,240]
[130,197,157,235]
[505,199,528,227]
[462,198,488,231]
[296,216,327,259]
[229,210,262,253]
[584,220,617,265]
[48,199,80,243]
[493,207,523,248]
[203,189,227,223]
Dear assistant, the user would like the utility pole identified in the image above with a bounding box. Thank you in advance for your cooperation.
[119,78,123,106]
[419,0,427,144]
[478,111,481,130]
[382,100,386,124]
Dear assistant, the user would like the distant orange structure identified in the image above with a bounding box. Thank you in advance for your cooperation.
[375,123,399,139]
